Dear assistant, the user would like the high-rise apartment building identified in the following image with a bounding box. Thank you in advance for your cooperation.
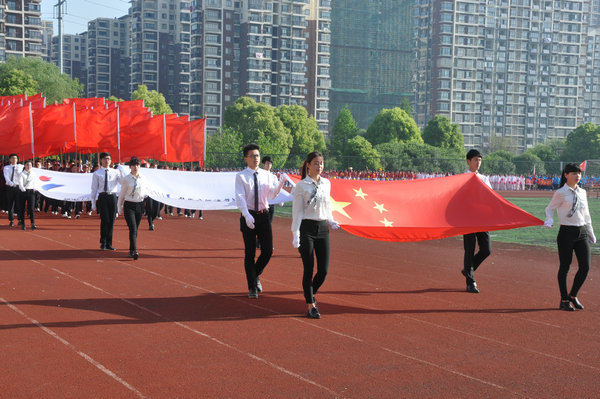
[87,17,130,100]
[41,19,52,62]
[51,33,87,94]
[4,0,42,58]
[415,0,588,152]
[129,0,191,115]
[329,0,414,130]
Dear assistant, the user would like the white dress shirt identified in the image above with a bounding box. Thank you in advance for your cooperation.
[3,163,23,187]
[466,170,492,189]
[545,184,594,237]
[235,167,283,216]
[18,169,37,191]
[118,173,146,213]
[91,166,123,209]
[291,176,334,237]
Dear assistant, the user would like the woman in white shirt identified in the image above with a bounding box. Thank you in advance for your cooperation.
[292,151,340,319]
[545,163,596,311]
[118,157,146,260]
[18,160,37,230]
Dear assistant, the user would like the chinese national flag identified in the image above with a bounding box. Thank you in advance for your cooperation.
[292,173,543,242]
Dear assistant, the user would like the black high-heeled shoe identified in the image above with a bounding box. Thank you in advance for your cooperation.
[569,296,584,310]
[559,300,575,311]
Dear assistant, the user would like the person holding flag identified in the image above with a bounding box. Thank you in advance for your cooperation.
[118,157,147,260]
[91,152,123,251]
[3,153,23,227]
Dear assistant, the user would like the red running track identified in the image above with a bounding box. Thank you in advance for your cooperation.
[0,210,599,398]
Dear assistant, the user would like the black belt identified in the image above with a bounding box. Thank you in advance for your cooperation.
[249,209,269,215]
[98,192,115,196]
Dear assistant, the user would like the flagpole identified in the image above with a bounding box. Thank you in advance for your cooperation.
[72,102,78,157]
[163,113,167,161]
[29,103,34,161]
[117,105,121,163]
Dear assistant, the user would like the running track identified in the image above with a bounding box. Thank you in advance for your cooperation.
[1,209,599,398]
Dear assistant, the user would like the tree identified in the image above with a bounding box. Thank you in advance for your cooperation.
[345,135,382,171]
[513,152,545,175]
[205,127,243,168]
[107,95,124,102]
[365,107,422,146]
[478,151,516,175]
[330,105,358,157]
[0,56,83,103]
[0,69,38,97]
[375,141,464,174]
[422,115,465,152]
[561,122,600,162]
[224,97,292,167]
[400,98,413,118]
[274,105,325,169]
[525,140,563,174]
[131,85,173,115]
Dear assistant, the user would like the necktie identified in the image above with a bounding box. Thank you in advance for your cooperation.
[104,169,108,192]
[254,172,259,212]
[11,166,15,182]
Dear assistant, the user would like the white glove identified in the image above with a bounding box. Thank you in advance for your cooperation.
[279,173,288,184]
[329,220,340,230]
[292,232,300,248]
[543,219,553,228]
[117,207,123,215]
[589,231,596,244]
[244,213,255,229]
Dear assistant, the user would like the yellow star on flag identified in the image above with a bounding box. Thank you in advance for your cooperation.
[353,187,368,200]
[380,218,394,227]
[330,197,352,219]
[373,202,387,214]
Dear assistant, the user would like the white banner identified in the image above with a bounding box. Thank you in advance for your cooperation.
[33,168,293,210]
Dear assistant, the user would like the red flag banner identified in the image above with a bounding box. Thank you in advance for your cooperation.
[580,160,587,172]
[290,173,543,242]
[0,104,33,158]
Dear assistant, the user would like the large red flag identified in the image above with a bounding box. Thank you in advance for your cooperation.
[75,106,119,153]
[189,118,206,164]
[119,116,164,160]
[32,104,74,157]
[291,173,543,242]
[0,104,33,158]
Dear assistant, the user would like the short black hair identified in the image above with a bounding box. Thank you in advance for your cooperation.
[99,152,111,160]
[261,156,273,164]
[466,149,483,160]
[8,153,18,159]
[243,143,260,157]
[128,156,141,166]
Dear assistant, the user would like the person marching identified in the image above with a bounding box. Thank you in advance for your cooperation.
[118,157,147,260]
[291,151,340,319]
[544,163,596,311]
[91,152,123,251]
[4,153,23,227]
[17,160,38,230]
[235,143,286,299]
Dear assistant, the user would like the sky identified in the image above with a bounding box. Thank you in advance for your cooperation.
[41,0,130,35]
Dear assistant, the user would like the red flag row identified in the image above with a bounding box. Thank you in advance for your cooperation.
[0,94,205,164]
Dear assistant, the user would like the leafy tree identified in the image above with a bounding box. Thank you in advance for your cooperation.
[205,127,243,168]
[131,84,173,115]
[525,140,563,175]
[422,115,465,152]
[561,122,600,162]
[365,107,422,146]
[275,105,325,169]
[345,135,382,171]
[375,141,464,174]
[0,56,83,103]
[223,97,292,167]
[513,152,545,175]
[107,95,124,102]
[0,69,38,97]
[478,151,516,175]
[400,98,413,118]
[330,105,358,157]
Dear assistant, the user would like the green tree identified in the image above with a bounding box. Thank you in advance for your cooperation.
[479,151,516,175]
[422,115,465,152]
[107,95,124,102]
[561,122,600,162]
[375,141,464,173]
[205,127,243,168]
[365,107,422,146]
[525,140,563,174]
[0,56,83,103]
[400,98,413,118]
[224,97,292,167]
[0,69,38,97]
[131,84,173,115]
[330,105,358,157]
[345,135,382,171]
[275,105,325,169]
[513,152,545,175]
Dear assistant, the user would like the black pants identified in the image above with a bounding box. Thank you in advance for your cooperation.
[124,201,143,252]
[145,198,160,225]
[18,189,35,225]
[299,219,330,304]
[463,231,491,284]
[557,225,590,300]
[6,186,20,222]
[240,211,273,290]
[97,193,116,246]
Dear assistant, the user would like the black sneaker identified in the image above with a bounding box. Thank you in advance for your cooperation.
[248,289,258,299]
[307,307,321,319]
[560,300,575,311]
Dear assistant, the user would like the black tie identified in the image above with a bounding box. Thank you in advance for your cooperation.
[11,166,15,182]
[104,169,108,192]
[254,172,259,212]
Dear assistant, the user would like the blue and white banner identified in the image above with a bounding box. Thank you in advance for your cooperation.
[33,168,293,210]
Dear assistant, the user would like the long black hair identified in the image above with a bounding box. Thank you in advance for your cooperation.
[300,151,323,179]
[559,163,583,188]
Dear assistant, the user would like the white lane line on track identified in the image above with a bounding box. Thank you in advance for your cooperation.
[0,296,146,399]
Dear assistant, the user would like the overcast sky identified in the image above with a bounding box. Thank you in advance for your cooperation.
[41,0,130,35]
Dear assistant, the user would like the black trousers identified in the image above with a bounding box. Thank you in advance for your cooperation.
[6,186,20,222]
[145,198,160,225]
[124,201,143,252]
[18,189,35,225]
[299,219,330,304]
[463,231,491,284]
[557,225,590,300]
[97,193,116,246]
[240,211,273,290]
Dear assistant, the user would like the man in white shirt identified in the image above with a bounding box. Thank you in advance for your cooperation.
[462,149,492,293]
[235,143,285,298]
[3,153,23,227]
[91,152,123,250]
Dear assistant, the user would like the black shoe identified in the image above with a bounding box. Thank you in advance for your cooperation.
[100,244,106,250]
[105,245,116,251]
[133,251,139,260]
[466,283,479,293]
[31,225,37,230]
[128,251,135,258]
[307,307,321,319]
[560,300,575,311]
[248,289,258,299]
[569,296,584,310]
[149,223,154,231]
[9,221,13,227]
[256,277,262,293]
